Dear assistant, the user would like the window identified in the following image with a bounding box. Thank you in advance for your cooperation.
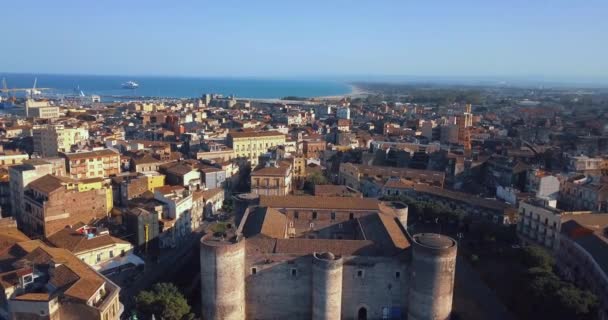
[395,271,400,279]
[312,211,318,220]
[291,268,297,277]
[294,211,299,219]
[349,213,354,220]
[109,250,114,258]
[331,212,336,221]
[251,267,257,275]
[357,270,364,278]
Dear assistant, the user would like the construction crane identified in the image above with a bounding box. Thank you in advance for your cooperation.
[0,77,50,95]
[24,78,42,97]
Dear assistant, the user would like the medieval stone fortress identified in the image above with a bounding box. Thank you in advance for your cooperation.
[200,194,457,320]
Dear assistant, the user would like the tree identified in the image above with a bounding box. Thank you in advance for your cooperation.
[136,283,192,320]
[306,172,329,185]
[521,246,555,271]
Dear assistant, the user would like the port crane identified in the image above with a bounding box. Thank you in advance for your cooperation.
[0,77,51,96]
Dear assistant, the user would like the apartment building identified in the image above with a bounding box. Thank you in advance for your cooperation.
[560,175,608,212]
[517,198,592,250]
[154,185,193,248]
[338,163,445,192]
[250,161,293,196]
[227,131,286,166]
[0,234,122,320]
[63,149,121,179]
[0,151,29,168]
[33,124,89,157]
[22,175,112,238]
[47,224,136,272]
[9,159,63,225]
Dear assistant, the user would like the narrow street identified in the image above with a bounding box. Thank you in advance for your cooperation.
[118,225,208,315]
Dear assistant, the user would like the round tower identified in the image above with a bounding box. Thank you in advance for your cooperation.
[312,252,343,320]
[200,233,246,320]
[233,193,260,227]
[408,233,457,320]
[379,201,409,229]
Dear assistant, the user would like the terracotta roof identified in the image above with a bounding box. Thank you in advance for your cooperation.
[13,292,51,301]
[229,131,285,139]
[413,184,511,211]
[155,185,185,195]
[259,195,379,211]
[63,149,119,160]
[0,221,30,254]
[28,174,64,194]
[251,164,290,177]
[46,227,130,254]
[3,240,107,302]
[201,188,223,200]
[242,207,286,239]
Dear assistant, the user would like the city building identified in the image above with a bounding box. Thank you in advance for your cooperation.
[46,224,137,273]
[63,149,121,179]
[227,131,286,166]
[250,161,293,196]
[560,175,608,212]
[21,175,112,238]
[557,214,608,318]
[33,124,90,157]
[9,159,63,225]
[154,185,194,248]
[517,198,591,250]
[338,163,445,192]
[0,221,122,320]
[0,150,29,168]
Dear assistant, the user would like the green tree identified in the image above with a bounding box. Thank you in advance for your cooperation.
[521,246,555,271]
[136,283,192,320]
[306,172,329,185]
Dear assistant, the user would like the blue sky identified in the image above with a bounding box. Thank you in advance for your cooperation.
[2,0,607,81]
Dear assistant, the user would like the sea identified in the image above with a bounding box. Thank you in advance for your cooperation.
[0,73,352,101]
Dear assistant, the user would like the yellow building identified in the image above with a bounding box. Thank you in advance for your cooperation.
[66,177,114,214]
[145,172,166,192]
[0,151,29,168]
[293,156,307,180]
[228,131,286,166]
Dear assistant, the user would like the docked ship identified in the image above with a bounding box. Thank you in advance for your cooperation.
[121,81,139,89]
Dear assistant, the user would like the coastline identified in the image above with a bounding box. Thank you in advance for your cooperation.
[313,83,370,100]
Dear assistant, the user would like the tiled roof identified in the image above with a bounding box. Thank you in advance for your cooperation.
[63,149,119,160]
[229,131,285,139]
[242,207,286,239]
[259,195,379,211]
[28,174,64,194]
[2,240,107,302]
[46,227,130,254]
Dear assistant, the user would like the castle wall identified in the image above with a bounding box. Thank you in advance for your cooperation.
[244,253,408,320]
[245,255,313,319]
[340,256,408,320]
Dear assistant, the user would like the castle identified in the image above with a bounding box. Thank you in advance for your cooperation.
[200,195,457,320]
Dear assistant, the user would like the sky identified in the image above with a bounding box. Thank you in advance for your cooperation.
[2,0,608,82]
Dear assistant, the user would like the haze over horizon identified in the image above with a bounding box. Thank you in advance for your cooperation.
[2,0,607,84]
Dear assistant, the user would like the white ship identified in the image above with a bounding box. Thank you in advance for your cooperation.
[121,81,139,89]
